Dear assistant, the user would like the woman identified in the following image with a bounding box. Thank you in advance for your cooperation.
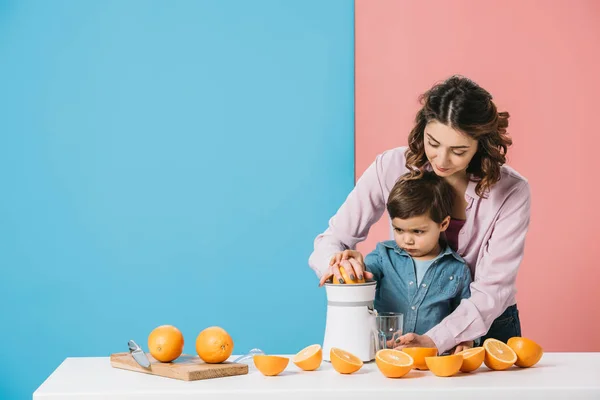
[309,75,530,354]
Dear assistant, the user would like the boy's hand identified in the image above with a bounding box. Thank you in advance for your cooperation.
[393,333,438,352]
[318,250,373,286]
[453,341,474,354]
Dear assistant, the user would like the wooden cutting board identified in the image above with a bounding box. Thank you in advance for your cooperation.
[110,352,248,381]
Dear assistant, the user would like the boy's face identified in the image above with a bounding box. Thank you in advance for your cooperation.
[391,215,450,259]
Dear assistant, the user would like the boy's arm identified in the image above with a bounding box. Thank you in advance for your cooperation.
[449,266,474,353]
[451,265,473,312]
[401,263,474,355]
[364,246,384,282]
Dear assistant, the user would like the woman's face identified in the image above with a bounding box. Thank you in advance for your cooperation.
[424,121,478,177]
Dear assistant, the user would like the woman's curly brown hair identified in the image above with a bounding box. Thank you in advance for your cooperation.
[405,75,512,198]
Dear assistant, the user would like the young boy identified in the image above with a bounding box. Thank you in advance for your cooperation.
[331,171,473,351]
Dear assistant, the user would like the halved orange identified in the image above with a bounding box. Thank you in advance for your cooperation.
[425,354,464,377]
[292,344,322,371]
[457,347,485,372]
[330,347,363,374]
[401,347,438,370]
[375,349,414,378]
[483,338,517,370]
[253,355,289,376]
[507,337,543,368]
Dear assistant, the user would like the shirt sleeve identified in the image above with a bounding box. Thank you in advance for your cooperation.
[307,152,391,277]
[426,181,531,353]
[364,246,384,282]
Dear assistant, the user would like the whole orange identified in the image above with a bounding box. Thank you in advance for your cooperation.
[507,337,543,368]
[196,326,234,363]
[148,325,184,363]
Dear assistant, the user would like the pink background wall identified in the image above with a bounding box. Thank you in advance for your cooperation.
[355,0,600,351]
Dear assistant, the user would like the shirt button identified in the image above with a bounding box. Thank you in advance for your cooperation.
[422,283,427,288]
[409,281,414,285]
[411,306,416,310]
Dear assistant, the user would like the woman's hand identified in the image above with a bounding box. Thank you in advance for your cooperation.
[452,340,474,354]
[393,333,438,352]
[318,250,373,286]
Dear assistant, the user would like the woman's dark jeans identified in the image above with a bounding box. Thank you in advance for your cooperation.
[476,304,522,345]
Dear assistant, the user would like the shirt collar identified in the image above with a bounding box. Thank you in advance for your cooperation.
[465,179,478,200]
[423,162,478,201]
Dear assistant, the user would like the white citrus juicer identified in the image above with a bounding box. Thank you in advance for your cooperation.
[322,281,378,362]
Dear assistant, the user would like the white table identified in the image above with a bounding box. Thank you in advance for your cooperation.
[34,353,600,399]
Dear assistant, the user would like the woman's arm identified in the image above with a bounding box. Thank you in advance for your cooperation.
[308,150,396,278]
[425,181,531,354]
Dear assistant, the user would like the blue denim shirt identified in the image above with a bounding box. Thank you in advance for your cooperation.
[365,240,472,336]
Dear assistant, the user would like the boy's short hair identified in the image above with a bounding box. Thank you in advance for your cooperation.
[386,171,454,223]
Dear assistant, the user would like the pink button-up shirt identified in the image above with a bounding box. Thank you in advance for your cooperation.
[308,146,531,353]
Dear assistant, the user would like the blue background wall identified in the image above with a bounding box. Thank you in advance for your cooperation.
[0,1,354,398]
